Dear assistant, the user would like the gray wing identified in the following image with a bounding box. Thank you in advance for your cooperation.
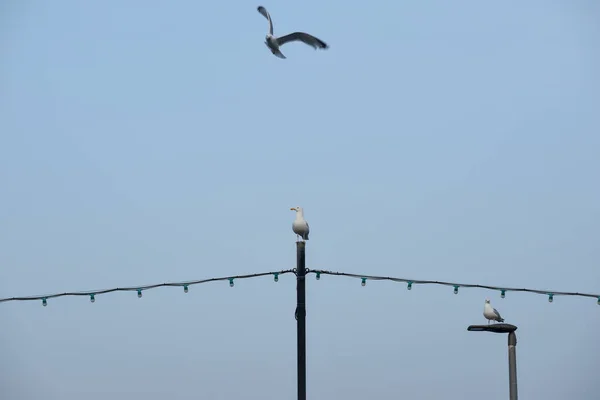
[493,308,503,320]
[257,6,273,35]
[277,32,328,49]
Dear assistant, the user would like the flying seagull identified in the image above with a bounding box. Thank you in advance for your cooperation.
[257,6,328,59]
[483,299,505,324]
[291,206,310,241]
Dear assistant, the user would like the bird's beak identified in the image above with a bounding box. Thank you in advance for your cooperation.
[290,207,296,211]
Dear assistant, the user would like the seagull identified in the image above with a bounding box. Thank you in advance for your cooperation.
[290,206,310,241]
[483,299,505,324]
[257,6,329,59]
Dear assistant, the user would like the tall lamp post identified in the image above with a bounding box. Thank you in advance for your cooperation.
[467,323,519,400]
[295,241,307,400]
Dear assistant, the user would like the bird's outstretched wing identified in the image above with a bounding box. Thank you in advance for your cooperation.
[257,6,273,35]
[277,32,328,49]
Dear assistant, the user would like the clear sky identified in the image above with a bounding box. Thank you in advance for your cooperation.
[1,1,599,399]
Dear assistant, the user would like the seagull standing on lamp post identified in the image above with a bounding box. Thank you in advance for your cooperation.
[484,299,505,325]
[469,301,519,400]
[291,206,309,242]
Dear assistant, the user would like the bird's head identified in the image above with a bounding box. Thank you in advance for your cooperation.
[290,206,305,214]
[485,299,490,303]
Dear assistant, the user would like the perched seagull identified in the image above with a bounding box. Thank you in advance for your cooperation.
[257,6,329,59]
[483,299,505,324]
[290,206,310,241]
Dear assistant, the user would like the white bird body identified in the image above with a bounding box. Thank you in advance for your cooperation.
[257,6,328,59]
[483,299,505,324]
[264,34,285,58]
[291,206,310,241]
[266,34,278,48]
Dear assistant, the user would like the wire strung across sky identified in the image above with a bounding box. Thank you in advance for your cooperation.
[0,268,598,305]
[312,270,600,303]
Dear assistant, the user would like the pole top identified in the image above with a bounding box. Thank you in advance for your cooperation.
[467,324,518,334]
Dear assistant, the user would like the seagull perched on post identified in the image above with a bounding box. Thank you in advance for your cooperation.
[257,5,329,59]
[290,206,310,242]
[483,299,505,324]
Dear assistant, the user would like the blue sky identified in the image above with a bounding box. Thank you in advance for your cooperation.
[1,0,599,399]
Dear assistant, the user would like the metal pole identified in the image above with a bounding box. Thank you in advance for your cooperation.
[295,241,307,400]
[508,331,518,400]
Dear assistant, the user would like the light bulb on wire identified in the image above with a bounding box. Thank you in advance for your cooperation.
[183,285,188,293]
[501,290,506,299]
[42,298,47,307]
[453,285,459,294]
[137,289,142,298]
[407,281,412,290]
[361,278,366,287]
[273,273,279,283]
[90,294,95,303]
[548,293,554,303]
[316,272,320,280]
[229,278,234,287]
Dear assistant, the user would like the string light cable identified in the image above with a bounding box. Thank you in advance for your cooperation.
[0,268,598,306]
[309,269,600,304]
[0,269,295,306]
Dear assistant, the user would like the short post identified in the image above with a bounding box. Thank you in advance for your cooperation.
[296,241,307,400]
[467,323,519,400]
[508,331,518,400]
